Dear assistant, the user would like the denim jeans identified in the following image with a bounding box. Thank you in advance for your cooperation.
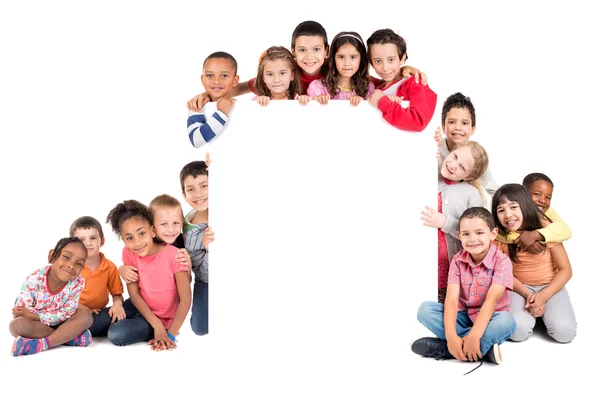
[107,312,155,346]
[417,301,516,355]
[89,298,139,337]
[190,278,208,335]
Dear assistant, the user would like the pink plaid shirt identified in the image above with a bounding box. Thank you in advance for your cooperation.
[447,243,513,322]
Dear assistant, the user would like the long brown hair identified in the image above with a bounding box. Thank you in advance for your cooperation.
[255,46,302,99]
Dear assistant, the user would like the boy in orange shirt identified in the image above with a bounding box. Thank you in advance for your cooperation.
[70,216,138,337]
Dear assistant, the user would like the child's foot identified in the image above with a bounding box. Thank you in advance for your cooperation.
[411,337,454,360]
[11,336,49,356]
[482,343,502,365]
[63,329,92,347]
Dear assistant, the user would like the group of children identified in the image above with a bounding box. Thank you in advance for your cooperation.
[10,161,212,355]
[186,21,438,149]
[414,92,576,373]
[10,20,576,370]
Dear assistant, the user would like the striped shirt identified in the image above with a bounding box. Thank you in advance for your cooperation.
[187,106,229,148]
[447,244,513,322]
[183,209,208,282]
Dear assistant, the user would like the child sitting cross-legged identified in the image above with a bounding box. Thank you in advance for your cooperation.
[412,207,516,375]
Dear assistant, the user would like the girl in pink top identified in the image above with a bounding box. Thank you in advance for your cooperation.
[106,200,191,351]
[253,46,302,107]
[492,184,576,343]
[10,237,93,356]
[306,31,375,106]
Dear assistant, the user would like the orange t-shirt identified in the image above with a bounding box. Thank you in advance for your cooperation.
[495,241,559,286]
[79,253,124,310]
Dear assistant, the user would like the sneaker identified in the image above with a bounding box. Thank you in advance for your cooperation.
[482,343,502,365]
[411,337,454,360]
[11,336,49,356]
[63,329,92,347]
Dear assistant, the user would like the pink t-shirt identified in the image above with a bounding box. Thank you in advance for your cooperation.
[306,79,375,100]
[122,244,188,328]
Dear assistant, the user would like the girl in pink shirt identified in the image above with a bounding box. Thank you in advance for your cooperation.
[253,46,302,107]
[306,31,375,106]
[10,237,93,356]
[106,200,191,351]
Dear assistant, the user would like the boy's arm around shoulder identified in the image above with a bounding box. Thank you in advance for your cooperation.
[538,208,572,243]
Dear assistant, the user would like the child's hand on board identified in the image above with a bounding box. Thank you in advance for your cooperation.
[256,96,271,107]
[12,306,36,320]
[119,265,139,284]
[420,206,446,229]
[176,248,192,270]
[202,227,215,251]
[298,95,312,106]
[217,96,236,115]
[187,93,210,112]
[434,127,443,146]
[108,303,126,323]
[387,95,404,104]
[368,90,384,107]
[205,152,211,167]
[314,94,330,105]
[349,95,364,107]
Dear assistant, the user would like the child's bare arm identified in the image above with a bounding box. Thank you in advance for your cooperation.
[108,294,125,322]
[167,271,192,337]
[463,283,505,361]
[187,81,251,112]
[535,243,572,305]
[444,284,466,361]
[127,282,174,351]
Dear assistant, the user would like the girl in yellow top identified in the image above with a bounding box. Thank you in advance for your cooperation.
[495,173,572,254]
[492,184,576,343]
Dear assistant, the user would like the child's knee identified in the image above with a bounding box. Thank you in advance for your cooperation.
[548,321,576,343]
[190,314,208,336]
[107,325,127,346]
[510,323,533,342]
[72,310,93,329]
[9,317,31,337]
[416,301,439,324]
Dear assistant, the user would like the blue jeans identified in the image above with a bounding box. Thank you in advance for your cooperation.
[107,312,155,346]
[89,298,139,337]
[190,279,208,335]
[417,301,516,355]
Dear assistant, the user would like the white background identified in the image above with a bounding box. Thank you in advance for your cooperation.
[0,1,598,398]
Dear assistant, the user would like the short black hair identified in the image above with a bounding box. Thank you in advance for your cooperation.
[49,237,87,263]
[203,51,238,74]
[106,200,152,239]
[441,92,476,127]
[291,20,328,49]
[180,160,208,192]
[522,172,553,189]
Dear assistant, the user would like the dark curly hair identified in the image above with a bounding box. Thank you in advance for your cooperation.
[106,200,152,239]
